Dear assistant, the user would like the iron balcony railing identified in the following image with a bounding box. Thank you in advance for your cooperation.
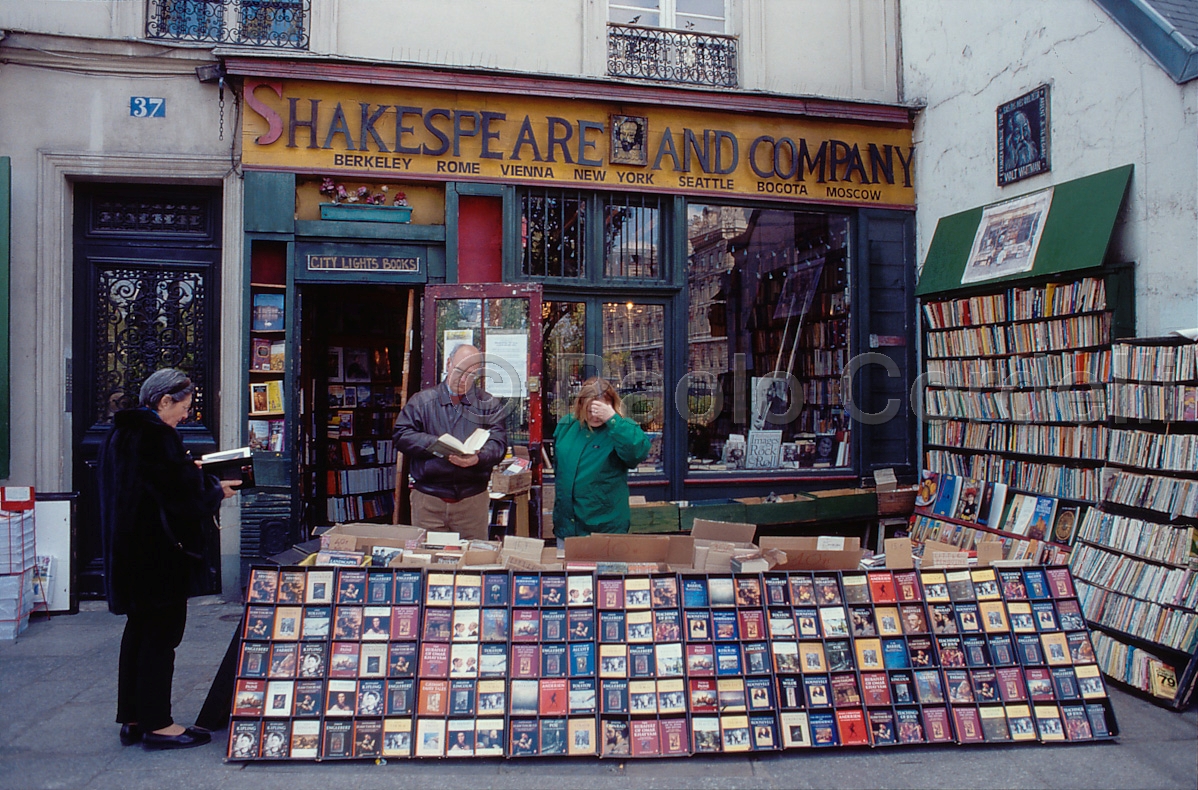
[607,23,738,88]
[146,0,309,49]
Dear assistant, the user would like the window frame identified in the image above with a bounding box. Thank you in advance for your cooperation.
[608,0,729,33]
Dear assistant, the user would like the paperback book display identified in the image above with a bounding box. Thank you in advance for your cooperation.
[227,564,1117,760]
[1066,339,1198,710]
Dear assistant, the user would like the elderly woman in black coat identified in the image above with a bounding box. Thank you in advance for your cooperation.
[98,368,237,750]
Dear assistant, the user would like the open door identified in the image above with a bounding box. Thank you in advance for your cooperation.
[421,283,544,534]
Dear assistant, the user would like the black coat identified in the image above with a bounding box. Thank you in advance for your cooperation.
[98,408,225,614]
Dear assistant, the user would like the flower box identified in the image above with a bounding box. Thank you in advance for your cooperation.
[319,203,412,223]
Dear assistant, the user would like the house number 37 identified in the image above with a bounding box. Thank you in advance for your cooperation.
[129,97,166,118]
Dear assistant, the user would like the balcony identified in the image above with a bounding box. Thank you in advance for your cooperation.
[146,0,309,49]
[607,23,737,89]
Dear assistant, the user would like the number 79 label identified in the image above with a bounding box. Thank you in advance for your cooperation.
[129,97,166,118]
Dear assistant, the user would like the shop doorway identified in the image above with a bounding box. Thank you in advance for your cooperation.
[71,183,223,599]
[297,283,420,535]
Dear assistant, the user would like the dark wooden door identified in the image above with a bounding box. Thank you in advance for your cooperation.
[72,183,223,599]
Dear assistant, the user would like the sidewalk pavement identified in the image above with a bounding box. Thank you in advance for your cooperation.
[0,598,1194,790]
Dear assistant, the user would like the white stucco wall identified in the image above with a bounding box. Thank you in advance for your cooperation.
[902,0,1198,336]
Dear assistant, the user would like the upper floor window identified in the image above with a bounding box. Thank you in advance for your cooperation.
[609,0,726,33]
[146,0,309,49]
[607,1,736,88]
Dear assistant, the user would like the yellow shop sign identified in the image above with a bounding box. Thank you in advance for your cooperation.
[242,79,915,208]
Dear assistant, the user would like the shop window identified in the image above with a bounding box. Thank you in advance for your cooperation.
[603,302,665,475]
[604,194,662,280]
[684,205,852,473]
[521,189,587,279]
[542,301,588,456]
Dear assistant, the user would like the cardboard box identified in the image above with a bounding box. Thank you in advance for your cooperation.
[690,519,758,572]
[320,523,426,555]
[491,466,532,496]
[564,533,694,570]
[758,535,864,571]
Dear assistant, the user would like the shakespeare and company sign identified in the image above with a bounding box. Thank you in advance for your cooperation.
[242,79,915,209]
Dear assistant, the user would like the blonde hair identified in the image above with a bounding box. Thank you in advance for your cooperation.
[572,377,623,423]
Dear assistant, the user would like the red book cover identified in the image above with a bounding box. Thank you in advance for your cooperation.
[390,605,419,640]
[861,672,891,706]
[328,642,359,678]
[953,706,984,742]
[419,642,449,678]
[233,679,266,716]
[539,678,568,716]
[659,718,689,755]
[867,571,897,604]
[598,578,625,609]
[1025,668,1056,701]
[892,571,922,602]
[738,610,766,641]
[689,678,718,712]
[630,719,662,757]
[1044,567,1075,598]
[922,706,953,743]
[512,609,542,642]
[417,679,448,716]
[995,667,1028,702]
[686,643,715,676]
[835,708,870,746]
[512,644,541,679]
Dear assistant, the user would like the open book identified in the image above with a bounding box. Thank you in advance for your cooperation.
[200,446,255,488]
[427,428,490,458]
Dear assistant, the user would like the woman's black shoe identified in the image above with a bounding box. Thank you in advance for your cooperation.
[142,727,212,751]
[119,724,141,746]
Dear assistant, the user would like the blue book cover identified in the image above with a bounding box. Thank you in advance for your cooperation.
[1026,496,1057,541]
[715,643,743,676]
[881,638,909,669]
[930,474,960,518]
[682,577,709,608]
[808,711,839,747]
[568,642,594,677]
[483,573,510,606]
[513,574,540,606]
[711,610,740,640]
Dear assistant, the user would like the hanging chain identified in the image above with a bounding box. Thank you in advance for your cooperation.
[218,76,226,141]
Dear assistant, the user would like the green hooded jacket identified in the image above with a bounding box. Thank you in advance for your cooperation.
[552,413,651,538]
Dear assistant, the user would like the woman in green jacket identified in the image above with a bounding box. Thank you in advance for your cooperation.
[552,377,652,540]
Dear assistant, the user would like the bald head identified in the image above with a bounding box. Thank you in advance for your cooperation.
[445,344,483,395]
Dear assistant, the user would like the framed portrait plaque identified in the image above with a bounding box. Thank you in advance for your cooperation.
[997,85,1050,186]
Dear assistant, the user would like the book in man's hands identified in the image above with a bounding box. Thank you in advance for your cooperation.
[201,446,255,489]
[427,428,490,459]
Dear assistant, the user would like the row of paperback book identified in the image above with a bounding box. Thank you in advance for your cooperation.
[926,420,1108,461]
[226,565,1115,760]
[1068,543,1198,610]
[909,516,1071,566]
[915,471,1081,546]
[925,387,1107,424]
[920,277,1106,331]
[326,465,393,496]
[328,438,397,468]
[1075,579,1198,654]
[1107,382,1198,422]
[1073,508,1195,567]
[325,492,394,523]
[926,349,1110,390]
[1111,341,1198,383]
[1107,428,1198,472]
[1006,313,1110,355]
[1100,467,1198,520]
[925,451,1101,502]
[1091,629,1182,701]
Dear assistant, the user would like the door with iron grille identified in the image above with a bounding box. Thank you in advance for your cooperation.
[72,183,223,599]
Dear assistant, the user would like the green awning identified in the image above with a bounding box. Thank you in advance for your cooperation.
[916,164,1133,297]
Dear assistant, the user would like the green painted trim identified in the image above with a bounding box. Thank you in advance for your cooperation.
[0,157,9,478]
[294,220,445,242]
[917,165,1134,297]
[243,171,296,233]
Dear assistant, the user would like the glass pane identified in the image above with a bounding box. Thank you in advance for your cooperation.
[603,302,665,475]
[542,301,588,466]
[433,298,481,380]
[675,14,725,33]
[685,205,851,472]
[609,0,660,24]
[521,189,586,279]
[482,298,531,447]
[604,196,661,279]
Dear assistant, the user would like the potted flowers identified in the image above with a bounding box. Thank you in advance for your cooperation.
[318,179,413,223]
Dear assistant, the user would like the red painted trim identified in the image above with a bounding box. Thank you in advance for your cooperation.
[222,58,916,127]
[457,195,503,283]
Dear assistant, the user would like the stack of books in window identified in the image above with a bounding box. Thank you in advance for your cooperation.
[226,563,1116,761]
[1066,338,1198,710]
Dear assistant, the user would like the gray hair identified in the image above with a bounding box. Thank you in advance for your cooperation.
[139,368,193,409]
